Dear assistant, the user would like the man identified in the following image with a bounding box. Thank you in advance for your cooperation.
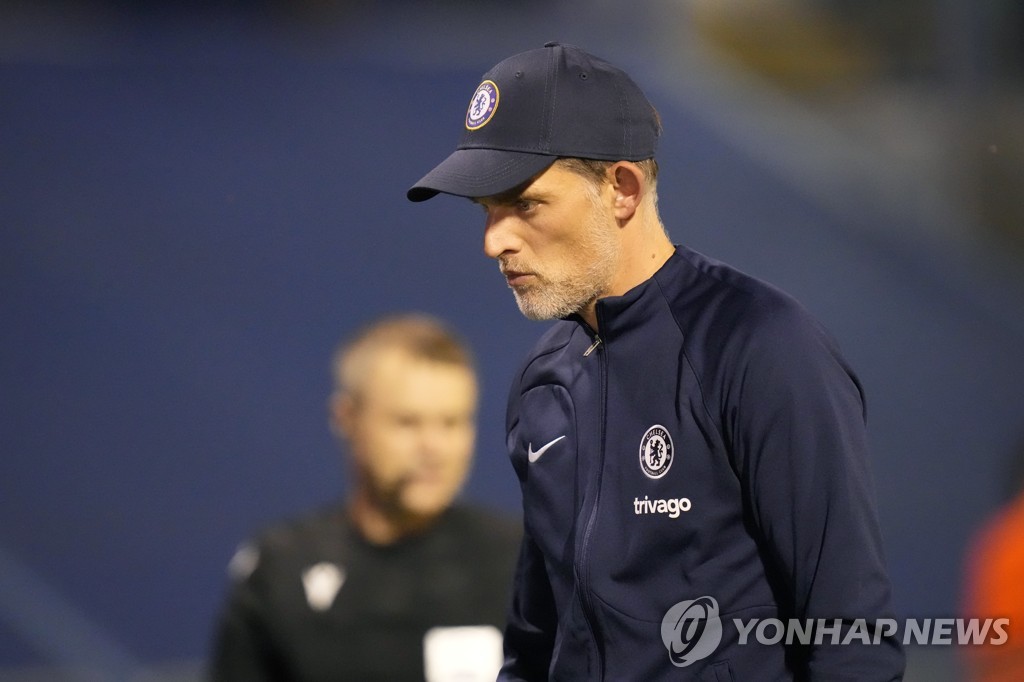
[408,43,904,680]
[210,314,521,682]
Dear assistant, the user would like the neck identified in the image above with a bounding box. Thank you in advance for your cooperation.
[580,216,674,331]
[348,491,435,546]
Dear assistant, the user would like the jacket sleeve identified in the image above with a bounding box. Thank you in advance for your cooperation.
[498,361,559,681]
[727,304,905,680]
[498,531,558,681]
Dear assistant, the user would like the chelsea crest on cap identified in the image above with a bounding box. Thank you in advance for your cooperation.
[407,42,660,202]
[466,80,500,130]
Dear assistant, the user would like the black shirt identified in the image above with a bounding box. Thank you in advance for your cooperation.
[210,504,521,682]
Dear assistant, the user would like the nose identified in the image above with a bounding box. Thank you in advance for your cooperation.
[417,421,456,468]
[418,421,442,453]
[482,207,520,260]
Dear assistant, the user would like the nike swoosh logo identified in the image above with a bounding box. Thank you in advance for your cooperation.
[527,435,566,463]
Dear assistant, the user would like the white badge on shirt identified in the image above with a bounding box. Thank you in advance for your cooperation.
[301,562,345,611]
[423,625,503,682]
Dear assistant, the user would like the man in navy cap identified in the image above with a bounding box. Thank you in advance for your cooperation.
[409,43,905,680]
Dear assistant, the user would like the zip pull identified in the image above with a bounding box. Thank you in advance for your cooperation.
[583,335,602,357]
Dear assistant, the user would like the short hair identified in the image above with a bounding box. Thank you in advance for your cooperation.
[555,157,659,187]
[331,314,475,400]
[555,157,661,214]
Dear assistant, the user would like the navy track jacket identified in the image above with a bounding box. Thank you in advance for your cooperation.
[499,246,904,681]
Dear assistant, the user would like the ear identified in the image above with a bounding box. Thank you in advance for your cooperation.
[609,162,644,220]
[329,392,356,440]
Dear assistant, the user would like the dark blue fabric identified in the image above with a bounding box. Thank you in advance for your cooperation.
[500,246,905,680]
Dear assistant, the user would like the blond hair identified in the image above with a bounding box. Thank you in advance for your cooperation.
[331,314,474,400]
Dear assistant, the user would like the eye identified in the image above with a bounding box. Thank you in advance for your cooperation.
[515,198,537,212]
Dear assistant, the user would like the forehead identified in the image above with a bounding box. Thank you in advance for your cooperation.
[360,349,477,406]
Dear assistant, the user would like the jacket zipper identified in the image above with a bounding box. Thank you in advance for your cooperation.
[576,323,606,678]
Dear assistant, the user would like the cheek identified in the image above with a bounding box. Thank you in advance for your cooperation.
[547,218,595,261]
[526,238,573,281]
[440,430,475,472]
[447,446,473,476]
[357,425,413,476]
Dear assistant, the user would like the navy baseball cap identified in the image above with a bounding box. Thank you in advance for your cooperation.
[407,42,660,202]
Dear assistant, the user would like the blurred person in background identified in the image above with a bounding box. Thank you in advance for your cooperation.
[961,433,1024,682]
[209,314,521,682]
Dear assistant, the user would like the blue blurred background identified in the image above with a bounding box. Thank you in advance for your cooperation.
[2,1,1023,680]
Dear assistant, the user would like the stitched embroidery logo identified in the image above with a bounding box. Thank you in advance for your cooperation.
[639,424,674,479]
[465,80,499,130]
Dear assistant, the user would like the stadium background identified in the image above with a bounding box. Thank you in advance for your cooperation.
[3,1,1022,679]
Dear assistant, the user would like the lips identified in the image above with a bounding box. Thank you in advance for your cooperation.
[503,270,533,287]
[499,261,534,287]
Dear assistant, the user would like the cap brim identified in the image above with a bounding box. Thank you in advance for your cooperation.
[407,148,557,202]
